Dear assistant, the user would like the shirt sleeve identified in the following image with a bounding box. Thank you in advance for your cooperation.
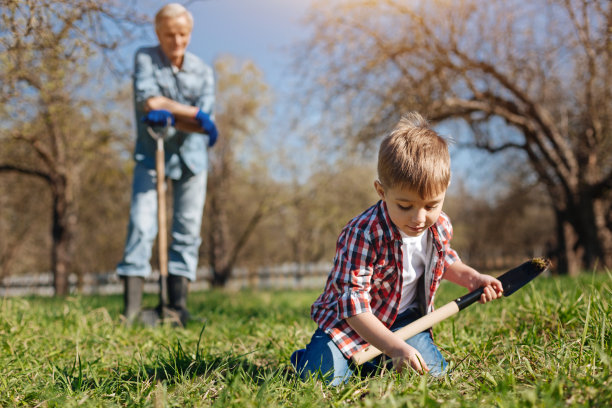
[334,226,376,319]
[133,49,161,113]
[195,65,215,117]
[438,212,460,268]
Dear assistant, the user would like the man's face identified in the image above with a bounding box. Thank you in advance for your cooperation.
[156,15,192,64]
[374,181,446,237]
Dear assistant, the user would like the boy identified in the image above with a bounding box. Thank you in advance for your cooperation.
[291,112,504,385]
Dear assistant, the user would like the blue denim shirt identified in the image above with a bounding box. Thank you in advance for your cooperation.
[132,45,215,179]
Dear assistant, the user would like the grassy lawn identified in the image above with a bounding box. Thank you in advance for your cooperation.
[1,271,610,407]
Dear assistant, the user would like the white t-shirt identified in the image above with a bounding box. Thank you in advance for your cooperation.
[398,230,428,313]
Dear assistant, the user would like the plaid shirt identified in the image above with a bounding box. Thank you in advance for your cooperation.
[310,200,459,359]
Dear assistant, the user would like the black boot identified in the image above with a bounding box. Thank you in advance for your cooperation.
[122,276,144,325]
[168,274,190,327]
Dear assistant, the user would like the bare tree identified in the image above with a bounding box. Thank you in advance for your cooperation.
[202,56,291,287]
[278,160,378,265]
[444,157,556,269]
[298,0,612,275]
[0,174,49,283]
[0,0,146,294]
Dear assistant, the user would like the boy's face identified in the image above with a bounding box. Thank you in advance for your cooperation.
[374,181,446,237]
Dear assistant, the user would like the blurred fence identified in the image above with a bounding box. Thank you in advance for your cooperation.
[0,262,333,297]
[0,256,529,297]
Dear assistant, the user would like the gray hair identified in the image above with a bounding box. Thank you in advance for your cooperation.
[155,3,194,30]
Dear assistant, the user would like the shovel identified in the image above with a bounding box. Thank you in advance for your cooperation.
[139,120,179,326]
[351,258,551,365]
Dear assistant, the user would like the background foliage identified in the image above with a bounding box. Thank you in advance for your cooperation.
[1,0,610,294]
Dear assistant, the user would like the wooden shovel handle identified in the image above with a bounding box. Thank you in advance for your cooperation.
[351,301,460,365]
[351,259,549,365]
[155,137,168,280]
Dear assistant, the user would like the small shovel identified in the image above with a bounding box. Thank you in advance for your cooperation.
[139,120,181,326]
[351,258,551,365]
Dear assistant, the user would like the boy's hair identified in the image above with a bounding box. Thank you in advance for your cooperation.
[155,3,194,30]
[377,112,451,198]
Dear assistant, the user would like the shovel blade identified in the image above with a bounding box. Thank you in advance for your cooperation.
[499,258,551,297]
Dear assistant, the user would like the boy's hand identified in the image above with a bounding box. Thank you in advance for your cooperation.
[390,344,430,374]
[346,312,431,375]
[445,261,504,304]
[474,274,504,304]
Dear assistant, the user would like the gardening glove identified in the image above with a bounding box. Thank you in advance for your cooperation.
[195,109,218,147]
[142,110,175,127]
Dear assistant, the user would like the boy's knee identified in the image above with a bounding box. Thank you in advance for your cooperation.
[290,348,352,386]
[427,359,448,377]
[290,349,306,375]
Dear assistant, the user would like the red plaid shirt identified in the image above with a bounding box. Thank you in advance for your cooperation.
[310,200,459,359]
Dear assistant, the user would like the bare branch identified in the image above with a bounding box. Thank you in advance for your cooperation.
[0,164,51,182]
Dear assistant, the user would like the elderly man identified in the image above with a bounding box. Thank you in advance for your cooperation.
[116,3,217,326]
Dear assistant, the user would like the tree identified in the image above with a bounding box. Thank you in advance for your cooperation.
[0,173,50,283]
[202,56,291,287]
[0,0,145,294]
[298,0,612,275]
[444,157,556,269]
[201,56,377,286]
[278,159,379,265]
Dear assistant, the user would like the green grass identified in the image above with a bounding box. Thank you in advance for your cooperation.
[1,271,610,407]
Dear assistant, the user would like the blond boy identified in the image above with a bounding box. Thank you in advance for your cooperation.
[291,112,503,385]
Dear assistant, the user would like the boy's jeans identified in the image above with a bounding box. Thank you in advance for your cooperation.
[116,162,207,281]
[291,307,448,386]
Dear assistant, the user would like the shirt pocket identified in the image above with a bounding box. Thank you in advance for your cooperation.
[371,259,397,296]
[179,87,201,105]
[154,69,175,98]
[175,73,205,105]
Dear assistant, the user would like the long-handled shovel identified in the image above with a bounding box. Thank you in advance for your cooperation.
[139,120,174,326]
[351,258,551,365]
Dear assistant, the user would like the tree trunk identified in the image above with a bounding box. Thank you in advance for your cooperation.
[555,210,580,276]
[51,177,75,296]
[575,195,605,271]
[210,265,231,288]
[206,180,233,287]
[593,197,612,269]
[554,191,611,276]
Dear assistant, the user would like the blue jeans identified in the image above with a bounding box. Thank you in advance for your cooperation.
[116,162,207,281]
[291,308,448,386]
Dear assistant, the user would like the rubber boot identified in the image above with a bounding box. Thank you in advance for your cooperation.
[168,274,190,327]
[122,276,144,325]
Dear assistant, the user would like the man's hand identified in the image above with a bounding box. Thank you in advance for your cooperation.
[142,110,175,127]
[390,343,430,374]
[195,109,218,147]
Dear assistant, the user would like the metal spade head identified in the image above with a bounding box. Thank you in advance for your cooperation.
[498,258,551,296]
[146,124,170,141]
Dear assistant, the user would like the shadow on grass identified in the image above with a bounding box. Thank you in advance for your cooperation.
[54,324,296,394]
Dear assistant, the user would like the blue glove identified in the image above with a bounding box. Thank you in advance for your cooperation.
[195,109,218,147]
[142,110,175,127]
